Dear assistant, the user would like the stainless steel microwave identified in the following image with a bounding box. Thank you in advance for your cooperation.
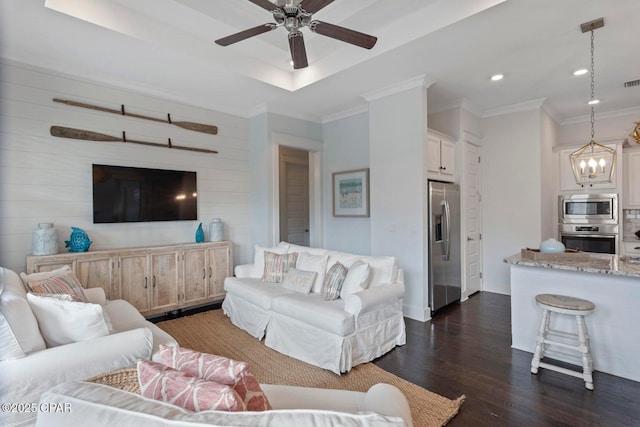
[559,193,618,224]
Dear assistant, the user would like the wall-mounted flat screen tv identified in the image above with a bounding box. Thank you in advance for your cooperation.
[92,164,197,223]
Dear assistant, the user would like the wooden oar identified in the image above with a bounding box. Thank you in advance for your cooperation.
[50,126,218,154]
[52,98,218,135]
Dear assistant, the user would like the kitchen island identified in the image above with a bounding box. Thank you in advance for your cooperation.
[504,252,640,382]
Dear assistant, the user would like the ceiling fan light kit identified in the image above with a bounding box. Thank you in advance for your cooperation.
[215,0,377,69]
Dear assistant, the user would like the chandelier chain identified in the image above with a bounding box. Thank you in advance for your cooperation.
[590,28,595,141]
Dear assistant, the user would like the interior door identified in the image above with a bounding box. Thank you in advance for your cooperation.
[465,142,482,296]
[279,146,310,246]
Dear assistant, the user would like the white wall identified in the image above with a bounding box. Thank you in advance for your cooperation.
[481,109,543,295]
[366,80,429,321]
[557,111,639,146]
[540,110,558,240]
[0,60,252,273]
[322,112,370,255]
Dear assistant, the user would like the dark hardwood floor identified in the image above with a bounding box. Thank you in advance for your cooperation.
[374,292,640,427]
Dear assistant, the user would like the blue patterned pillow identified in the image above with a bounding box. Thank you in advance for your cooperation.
[322,262,348,301]
[281,268,317,294]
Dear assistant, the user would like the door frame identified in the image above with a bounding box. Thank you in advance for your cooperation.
[271,132,323,248]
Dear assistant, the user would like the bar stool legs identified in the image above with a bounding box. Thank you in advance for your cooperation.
[530,294,595,390]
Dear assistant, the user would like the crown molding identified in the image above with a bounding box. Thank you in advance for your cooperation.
[560,105,640,125]
[322,104,369,124]
[481,98,547,118]
[428,98,483,117]
[361,74,436,103]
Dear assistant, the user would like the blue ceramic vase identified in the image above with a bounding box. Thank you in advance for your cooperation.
[65,227,92,252]
[195,223,204,243]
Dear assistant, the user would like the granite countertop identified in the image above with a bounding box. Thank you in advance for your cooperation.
[504,252,640,278]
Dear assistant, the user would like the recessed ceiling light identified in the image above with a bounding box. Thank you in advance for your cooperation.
[588,99,600,105]
[490,74,504,81]
[574,69,588,76]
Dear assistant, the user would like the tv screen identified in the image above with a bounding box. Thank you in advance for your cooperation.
[92,164,197,223]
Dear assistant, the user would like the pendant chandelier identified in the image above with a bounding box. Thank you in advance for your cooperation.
[569,18,616,186]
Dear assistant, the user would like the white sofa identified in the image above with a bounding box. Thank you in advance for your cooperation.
[36,380,413,427]
[0,267,177,427]
[222,243,406,374]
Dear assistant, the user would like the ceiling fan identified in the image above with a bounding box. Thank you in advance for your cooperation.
[214,0,377,69]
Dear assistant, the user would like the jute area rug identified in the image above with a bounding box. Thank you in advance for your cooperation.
[156,309,464,427]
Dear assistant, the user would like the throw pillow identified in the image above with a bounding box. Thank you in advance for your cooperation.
[296,252,329,293]
[340,260,371,299]
[0,293,46,354]
[26,293,110,347]
[253,244,289,276]
[262,252,298,283]
[159,345,272,411]
[137,360,246,412]
[20,266,87,302]
[322,261,348,301]
[281,268,316,294]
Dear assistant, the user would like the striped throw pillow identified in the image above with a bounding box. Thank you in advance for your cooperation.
[262,252,298,283]
[322,261,348,301]
[20,266,87,302]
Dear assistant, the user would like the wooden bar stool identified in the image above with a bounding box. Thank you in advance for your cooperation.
[530,294,595,390]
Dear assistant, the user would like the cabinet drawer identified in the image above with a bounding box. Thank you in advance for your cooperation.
[622,242,640,255]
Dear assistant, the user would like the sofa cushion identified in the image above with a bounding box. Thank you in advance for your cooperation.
[271,293,355,336]
[138,360,246,412]
[20,266,88,302]
[281,268,316,294]
[284,242,327,257]
[262,252,298,283]
[224,277,293,310]
[0,311,25,360]
[322,262,347,301]
[1,267,28,299]
[362,256,398,288]
[160,345,272,411]
[296,252,329,293]
[26,293,111,347]
[327,251,363,271]
[0,293,46,355]
[340,260,371,300]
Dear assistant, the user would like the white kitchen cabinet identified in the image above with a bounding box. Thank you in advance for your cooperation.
[623,147,640,208]
[559,143,620,192]
[427,129,456,182]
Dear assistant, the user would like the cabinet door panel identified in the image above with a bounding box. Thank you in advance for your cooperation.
[208,246,231,299]
[183,249,208,305]
[624,151,640,208]
[440,139,456,178]
[76,256,116,299]
[426,134,442,175]
[151,252,179,310]
[27,258,77,274]
[120,255,149,312]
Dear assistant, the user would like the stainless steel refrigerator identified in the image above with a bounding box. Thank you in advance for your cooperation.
[428,181,461,313]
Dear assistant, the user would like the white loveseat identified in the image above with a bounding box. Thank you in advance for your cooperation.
[222,243,406,374]
[36,380,413,427]
[0,267,177,427]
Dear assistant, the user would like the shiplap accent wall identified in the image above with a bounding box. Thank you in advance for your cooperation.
[0,60,251,273]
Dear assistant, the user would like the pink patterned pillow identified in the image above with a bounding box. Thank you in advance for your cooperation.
[159,345,272,411]
[137,360,246,412]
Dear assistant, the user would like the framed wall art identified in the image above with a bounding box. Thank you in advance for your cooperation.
[332,168,370,217]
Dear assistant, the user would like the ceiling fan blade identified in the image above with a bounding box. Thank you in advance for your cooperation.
[309,21,377,49]
[288,31,308,69]
[299,0,334,14]
[247,0,279,12]
[215,23,277,46]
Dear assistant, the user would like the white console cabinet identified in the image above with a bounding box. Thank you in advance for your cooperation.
[26,241,233,317]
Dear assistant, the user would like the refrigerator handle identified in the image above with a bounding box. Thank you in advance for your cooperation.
[442,200,450,261]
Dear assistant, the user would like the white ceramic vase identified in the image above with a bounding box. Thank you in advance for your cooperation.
[208,218,224,242]
[32,223,59,255]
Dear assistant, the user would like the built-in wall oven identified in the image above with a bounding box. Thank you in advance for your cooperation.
[558,193,619,254]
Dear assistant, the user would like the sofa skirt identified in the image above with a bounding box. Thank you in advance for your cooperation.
[265,310,406,374]
[222,295,270,340]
